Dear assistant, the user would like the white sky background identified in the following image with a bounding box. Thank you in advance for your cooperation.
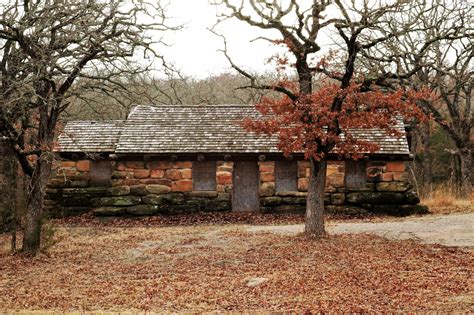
[162,0,280,78]
[160,0,335,78]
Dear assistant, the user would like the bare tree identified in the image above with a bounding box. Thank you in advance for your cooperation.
[210,0,462,236]
[0,0,178,255]
[358,0,473,198]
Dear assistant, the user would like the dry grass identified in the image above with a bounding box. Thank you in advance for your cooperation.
[421,186,473,214]
[0,223,472,313]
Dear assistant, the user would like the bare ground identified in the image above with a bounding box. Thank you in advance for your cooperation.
[246,212,474,248]
[0,213,473,313]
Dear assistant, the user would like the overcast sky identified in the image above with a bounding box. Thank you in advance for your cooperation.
[161,0,292,78]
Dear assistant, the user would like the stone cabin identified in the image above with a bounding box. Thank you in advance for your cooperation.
[46,105,425,217]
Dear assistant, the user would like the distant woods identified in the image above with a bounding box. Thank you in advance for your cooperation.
[63,73,275,120]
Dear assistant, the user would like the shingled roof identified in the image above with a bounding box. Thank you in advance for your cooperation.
[57,105,411,156]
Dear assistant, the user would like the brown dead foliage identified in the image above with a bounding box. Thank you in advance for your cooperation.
[0,222,472,313]
[50,211,387,229]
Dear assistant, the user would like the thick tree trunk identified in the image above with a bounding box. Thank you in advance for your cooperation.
[305,157,327,236]
[22,155,52,256]
[458,147,472,199]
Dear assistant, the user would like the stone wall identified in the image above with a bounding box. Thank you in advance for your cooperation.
[46,158,426,217]
[259,160,424,216]
[46,159,233,217]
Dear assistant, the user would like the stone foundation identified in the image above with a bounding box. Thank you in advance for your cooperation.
[45,158,426,217]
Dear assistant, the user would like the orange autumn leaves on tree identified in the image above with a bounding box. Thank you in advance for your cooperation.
[243,82,430,160]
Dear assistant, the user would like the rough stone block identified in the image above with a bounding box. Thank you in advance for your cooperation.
[406,190,420,204]
[180,169,192,179]
[142,194,168,205]
[217,166,233,173]
[326,173,344,188]
[298,166,307,178]
[116,162,126,171]
[217,193,231,200]
[261,196,283,206]
[172,161,193,169]
[260,182,275,197]
[346,192,407,205]
[393,172,408,182]
[147,160,171,170]
[121,179,141,186]
[207,200,231,211]
[140,178,172,186]
[275,191,308,197]
[92,196,141,207]
[134,169,150,179]
[109,186,130,196]
[331,193,345,205]
[217,184,232,193]
[282,197,306,205]
[76,160,90,172]
[61,161,76,168]
[163,193,185,205]
[166,169,182,180]
[112,171,129,179]
[129,185,149,196]
[62,197,91,207]
[298,178,309,192]
[386,161,405,172]
[376,182,411,192]
[259,165,274,173]
[150,169,165,178]
[260,172,275,182]
[146,184,171,194]
[216,172,232,185]
[127,204,161,216]
[185,191,218,198]
[93,207,127,216]
[70,180,89,188]
[381,173,394,181]
[126,161,144,169]
[171,180,193,192]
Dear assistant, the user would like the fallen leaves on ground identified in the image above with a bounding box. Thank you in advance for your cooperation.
[0,222,472,313]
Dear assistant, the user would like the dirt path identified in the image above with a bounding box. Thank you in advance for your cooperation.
[245,213,474,248]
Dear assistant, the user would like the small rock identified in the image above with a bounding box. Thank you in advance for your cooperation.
[246,277,268,287]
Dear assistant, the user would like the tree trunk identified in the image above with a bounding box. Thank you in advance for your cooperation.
[458,146,472,199]
[305,157,327,236]
[22,155,52,256]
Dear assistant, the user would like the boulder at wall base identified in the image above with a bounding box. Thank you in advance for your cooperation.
[406,189,420,205]
[261,197,283,206]
[361,204,429,216]
[91,196,141,207]
[129,185,149,196]
[61,187,110,197]
[146,184,171,194]
[376,182,412,192]
[185,191,218,198]
[142,194,168,205]
[93,207,127,216]
[108,186,130,196]
[346,191,408,205]
[61,196,91,207]
[126,204,161,216]
[207,200,231,211]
